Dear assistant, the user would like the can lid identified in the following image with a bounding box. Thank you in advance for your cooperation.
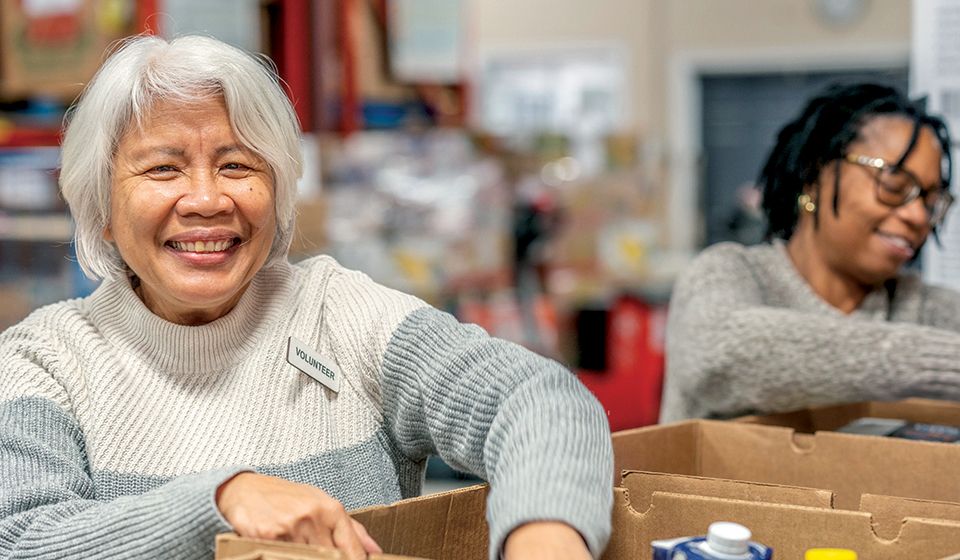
[706,522,751,555]
[805,549,858,560]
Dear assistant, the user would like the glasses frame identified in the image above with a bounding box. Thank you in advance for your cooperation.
[844,153,955,227]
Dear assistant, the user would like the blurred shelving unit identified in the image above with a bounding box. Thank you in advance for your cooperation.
[0,1,153,328]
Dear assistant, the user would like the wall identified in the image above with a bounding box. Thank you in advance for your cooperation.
[472,0,911,251]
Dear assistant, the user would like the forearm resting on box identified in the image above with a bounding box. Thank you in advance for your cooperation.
[665,306,960,419]
[503,521,592,560]
[0,396,240,559]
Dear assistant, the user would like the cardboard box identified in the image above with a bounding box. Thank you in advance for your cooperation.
[215,485,489,560]
[216,533,423,559]
[607,475,960,559]
[217,419,960,559]
[734,398,960,433]
[611,420,960,559]
[217,474,960,560]
[0,0,136,99]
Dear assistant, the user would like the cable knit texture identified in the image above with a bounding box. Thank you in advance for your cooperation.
[661,241,960,422]
[0,255,613,560]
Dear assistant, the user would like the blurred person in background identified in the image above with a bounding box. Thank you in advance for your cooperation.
[661,83,960,421]
[0,35,612,559]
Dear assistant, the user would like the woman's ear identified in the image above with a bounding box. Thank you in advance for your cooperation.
[103,225,114,242]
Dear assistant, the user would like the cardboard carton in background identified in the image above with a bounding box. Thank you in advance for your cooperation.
[0,0,135,99]
[613,420,960,510]
[734,398,960,433]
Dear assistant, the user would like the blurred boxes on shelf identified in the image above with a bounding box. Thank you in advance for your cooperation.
[546,169,683,299]
[289,197,327,258]
[0,147,61,212]
[0,0,137,99]
[320,130,511,303]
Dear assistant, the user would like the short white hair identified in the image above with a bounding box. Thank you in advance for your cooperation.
[60,34,303,280]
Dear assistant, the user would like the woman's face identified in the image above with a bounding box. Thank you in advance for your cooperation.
[801,115,944,286]
[106,96,276,325]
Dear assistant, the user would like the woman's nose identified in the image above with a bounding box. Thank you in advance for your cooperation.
[175,172,234,217]
[896,195,933,229]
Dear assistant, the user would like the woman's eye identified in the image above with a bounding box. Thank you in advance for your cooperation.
[879,169,913,192]
[221,163,253,176]
[147,165,178,175]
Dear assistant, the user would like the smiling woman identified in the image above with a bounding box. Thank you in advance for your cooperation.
[0,35,612,560]
[661,83,960,422]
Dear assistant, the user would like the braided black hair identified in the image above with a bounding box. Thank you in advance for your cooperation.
[759,83,953,240]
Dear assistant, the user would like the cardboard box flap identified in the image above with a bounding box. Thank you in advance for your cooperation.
[612,421,700,483]
[736,398,960,432]
[861,494,960,540]
[615,420,960,510]
[215,534,427,560]
[215,534,346,560]
[351,484,488,560]
[605,488,960,560]
[620,470,834,510]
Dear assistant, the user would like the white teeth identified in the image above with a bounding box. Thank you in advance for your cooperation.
[878,233,913,251]
[886,236,910,249]
[171,239,236,253]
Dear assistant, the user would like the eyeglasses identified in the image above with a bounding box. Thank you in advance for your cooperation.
[844,153,955,227]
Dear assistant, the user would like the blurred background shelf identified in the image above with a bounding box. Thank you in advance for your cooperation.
[0,213,72,242]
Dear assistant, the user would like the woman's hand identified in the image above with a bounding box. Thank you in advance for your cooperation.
[215,472,381,560]
[503,521,592,560]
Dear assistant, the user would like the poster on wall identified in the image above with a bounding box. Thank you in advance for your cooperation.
[912,0,960,290]
[388,0,466,84]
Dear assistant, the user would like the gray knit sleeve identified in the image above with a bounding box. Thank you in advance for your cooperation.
[0,320,242,559]
[917,281,960,332]
[0,395,245,559]
[660,244,960,422]
[381,307,613,560]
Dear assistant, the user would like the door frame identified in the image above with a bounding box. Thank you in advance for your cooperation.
[666,43,910,252]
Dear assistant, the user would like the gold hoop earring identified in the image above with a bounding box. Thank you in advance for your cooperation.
[798,194,816,213]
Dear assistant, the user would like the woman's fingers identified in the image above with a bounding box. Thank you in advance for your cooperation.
[331,516,367,560]
[216,473,380,557]
[352,519,383,554]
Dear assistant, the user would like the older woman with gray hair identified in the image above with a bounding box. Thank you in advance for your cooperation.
[0,35,612,559]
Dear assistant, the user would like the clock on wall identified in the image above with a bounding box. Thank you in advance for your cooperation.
[812,0,870,27]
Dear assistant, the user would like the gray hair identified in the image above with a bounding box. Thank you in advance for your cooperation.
[60,34,303,280]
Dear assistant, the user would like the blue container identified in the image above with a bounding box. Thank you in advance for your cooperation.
[652,522,773,560]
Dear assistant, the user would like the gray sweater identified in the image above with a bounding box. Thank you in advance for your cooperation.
[0,255,613,559]
[660,241,960,422]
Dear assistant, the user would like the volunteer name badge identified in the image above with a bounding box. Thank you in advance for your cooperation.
[287,336,341,393]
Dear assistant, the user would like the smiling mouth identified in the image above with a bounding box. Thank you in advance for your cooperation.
[876,231,917,252]
[167,238,240,253]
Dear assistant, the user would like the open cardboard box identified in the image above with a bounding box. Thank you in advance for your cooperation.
[611,420,960,559]
[734,398,960,433]
[215,485,490,560]
[218,418,960,560]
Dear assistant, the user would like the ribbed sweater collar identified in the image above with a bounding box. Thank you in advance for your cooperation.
[769,239,891,318]
[88,261,296,374]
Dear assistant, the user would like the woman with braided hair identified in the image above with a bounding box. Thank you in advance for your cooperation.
[661,83,960,421]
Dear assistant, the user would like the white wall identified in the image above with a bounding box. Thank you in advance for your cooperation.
[472,0,912,250]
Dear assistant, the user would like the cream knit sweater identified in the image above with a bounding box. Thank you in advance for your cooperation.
[0,255,612,559]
